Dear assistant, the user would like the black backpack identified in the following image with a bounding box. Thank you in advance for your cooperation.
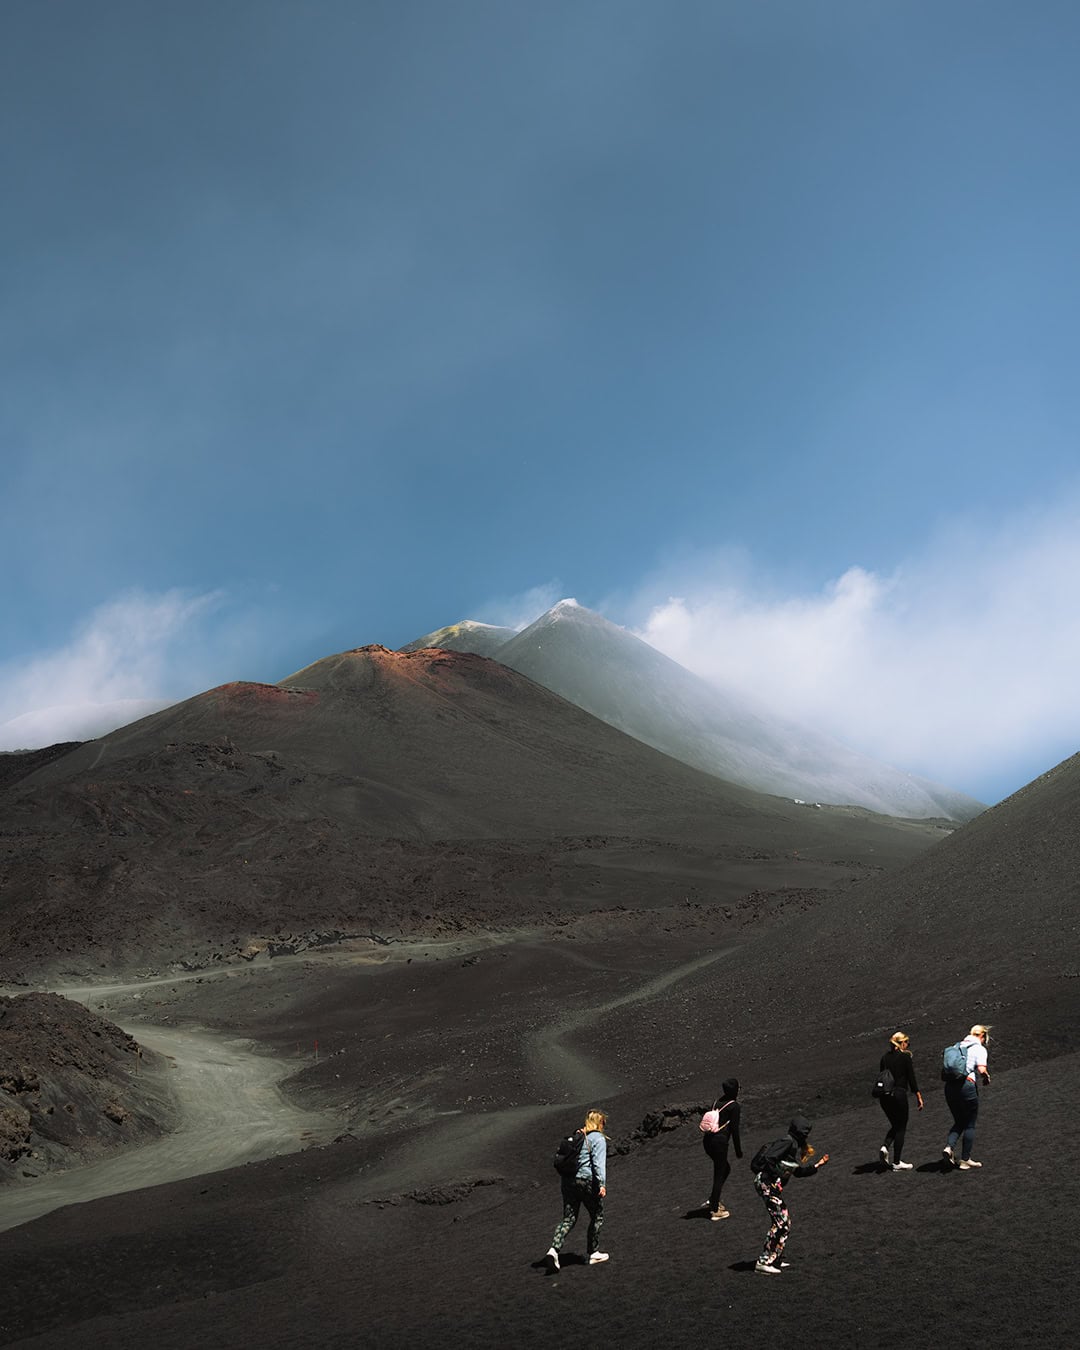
[553,1129,586,1177]
[750,1137,791,1177]
[872,1065,895,1099]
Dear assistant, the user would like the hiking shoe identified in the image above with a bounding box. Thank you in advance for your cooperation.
[958,1160,983,1170]
[545,1248,560,1271]
[588,1251,610,1265]
[710,1207,730,1220]
[755,1260,782,1275]
[892,1161,913,1170]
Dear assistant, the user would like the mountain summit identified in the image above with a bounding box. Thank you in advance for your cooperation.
[400,619,517,658]
[402,601,984,821]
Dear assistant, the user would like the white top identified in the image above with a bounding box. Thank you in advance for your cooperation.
[962,1034,988,1077]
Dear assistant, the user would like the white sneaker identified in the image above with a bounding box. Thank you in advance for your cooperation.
[943,1146,956,1166]
[891,1161,913,1170]
[879,1145,889,1163]
[958,1160,983,1170]
[545,1247,560,1271]
[755,1260,782,1275]
[710,1206,730,1220]
[589,1251,610,1264]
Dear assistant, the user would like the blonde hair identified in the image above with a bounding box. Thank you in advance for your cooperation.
[890,1031,911,1051]
[583,1109,607,1134]
[970,1024,991,1041]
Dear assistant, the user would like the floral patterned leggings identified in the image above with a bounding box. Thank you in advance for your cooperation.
[754,1174,790,1266]
[551,1179,604,1255]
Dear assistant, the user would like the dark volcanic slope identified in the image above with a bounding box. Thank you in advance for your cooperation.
[13,645,818,838]
[0,744,83,792]
[0,647,942,979]
[562,750,1080,1116]
[1,748,1077,1347]
[402,601,984,821]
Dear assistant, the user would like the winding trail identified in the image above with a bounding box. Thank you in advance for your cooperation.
[354,944,733,1197]
[525,944,734,1098]
[0,1022,331,1235]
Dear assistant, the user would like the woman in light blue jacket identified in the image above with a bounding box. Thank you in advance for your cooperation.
[546,1110,609,1269]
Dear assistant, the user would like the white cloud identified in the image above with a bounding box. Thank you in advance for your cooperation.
[0,590,223,750]
[477,581,563,632]
[631,505,1080,797]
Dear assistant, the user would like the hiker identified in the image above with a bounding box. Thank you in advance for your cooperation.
[752,1115,829,1275]
[876,1031,924,1170]
[546,1109,609,1270]
[943,1024,991,1170]
[700,1076,743,1219]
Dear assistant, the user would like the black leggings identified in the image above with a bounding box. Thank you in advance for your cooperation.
[879,1091,910,1164]
[703,1135,731,1209]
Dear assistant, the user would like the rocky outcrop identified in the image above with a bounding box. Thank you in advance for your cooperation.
[0,993,176,1181]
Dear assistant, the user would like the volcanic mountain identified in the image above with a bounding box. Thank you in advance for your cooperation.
[403,600,984,821]
[0,645,945,981]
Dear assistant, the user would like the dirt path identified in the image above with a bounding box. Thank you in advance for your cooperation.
[525,945,734,1098]
[0,1022,332,1235]
[351,944,734,1198]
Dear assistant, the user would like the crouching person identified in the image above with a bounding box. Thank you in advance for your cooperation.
[752,1115,829,1275]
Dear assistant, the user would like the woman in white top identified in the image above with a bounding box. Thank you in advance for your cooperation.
[943,1024,991,1169]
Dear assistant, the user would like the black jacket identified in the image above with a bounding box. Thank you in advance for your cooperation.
[880,1048,919,1095]
[759,1135,819,1185]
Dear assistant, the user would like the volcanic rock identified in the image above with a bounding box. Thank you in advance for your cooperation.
[0,993,175,1182]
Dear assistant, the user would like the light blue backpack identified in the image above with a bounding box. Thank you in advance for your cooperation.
[941,1040,969,1081]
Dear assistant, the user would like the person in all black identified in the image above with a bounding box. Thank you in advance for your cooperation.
[753,1116,829,1275]
[701,1077,742,1219]
[877,1030,924,1170]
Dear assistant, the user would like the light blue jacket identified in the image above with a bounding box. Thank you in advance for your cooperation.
[575,1130,607,1187]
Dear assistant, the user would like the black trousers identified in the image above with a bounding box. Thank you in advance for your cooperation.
[703,1133,731,1209]
[879,1091,910,1163]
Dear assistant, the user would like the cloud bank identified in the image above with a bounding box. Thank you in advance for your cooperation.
[631,505,1080,801]
[0,590,224,751]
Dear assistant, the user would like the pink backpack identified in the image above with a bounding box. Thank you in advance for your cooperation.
[699,1099,734,1134]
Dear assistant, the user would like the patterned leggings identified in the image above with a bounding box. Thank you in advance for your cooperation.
[551,1179,604,1255]
[755,1175,790,1266]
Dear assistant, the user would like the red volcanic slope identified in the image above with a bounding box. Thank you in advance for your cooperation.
[0,647,945,977]
[16,646,881,841]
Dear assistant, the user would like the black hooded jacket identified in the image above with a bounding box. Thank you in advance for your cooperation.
[758,1117,821,1185]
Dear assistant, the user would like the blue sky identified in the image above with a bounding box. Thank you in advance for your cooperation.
[3,0,1080,804]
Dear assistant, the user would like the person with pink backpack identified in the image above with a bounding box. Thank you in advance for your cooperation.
[699,1077,742,1219]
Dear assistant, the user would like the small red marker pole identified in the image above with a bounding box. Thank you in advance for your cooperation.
[314,1038,319,1063]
